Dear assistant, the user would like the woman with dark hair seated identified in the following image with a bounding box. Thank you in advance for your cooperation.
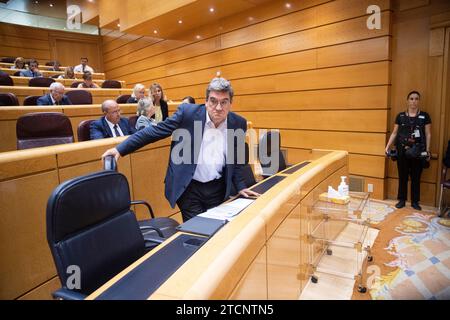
[385,90,431,211]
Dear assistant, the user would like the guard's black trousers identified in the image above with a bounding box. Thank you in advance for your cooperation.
[396,154,423,203]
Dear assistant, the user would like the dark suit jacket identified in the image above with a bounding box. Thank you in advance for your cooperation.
[36,94,72,106]
[90,117,136,140]
[116,103,248,208]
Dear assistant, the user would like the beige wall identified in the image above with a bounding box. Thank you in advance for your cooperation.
[102,0,392,201]
[0,22,103,72]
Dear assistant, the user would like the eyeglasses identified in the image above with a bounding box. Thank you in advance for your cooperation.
[208,97,230,108]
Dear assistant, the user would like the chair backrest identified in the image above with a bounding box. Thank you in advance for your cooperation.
[0,74,13,86]
[29,77,55,87]
[45,61,55,66]
[116,94,131,104]
[70,81,82,88]
[66,90,92,104]
[16,112,74,149]
[0,93,19,106]
[0,92,19,106]
[46,170,146,296]
[101,80,121,88]
[258,130,287,176]
[77,119,95,142]
[13,71,21,76]
[230,143,256,196]
[128,115,138,129]
[23,95,41,106]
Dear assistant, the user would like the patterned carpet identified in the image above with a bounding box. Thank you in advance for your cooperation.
[352,203,450,300]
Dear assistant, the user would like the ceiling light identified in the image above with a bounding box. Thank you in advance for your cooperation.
[196,35,201,39]
[209,7,215,13]
[153,30,158,34]
[117,24,120,27]
[49,3,54,7]
[248,16,254,21]
[34,1,38,4]
[178,20,183,24]
[285,3,292,9]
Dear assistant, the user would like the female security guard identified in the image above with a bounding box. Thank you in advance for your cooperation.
[385,91,431,211]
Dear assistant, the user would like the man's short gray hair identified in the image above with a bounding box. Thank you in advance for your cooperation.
[206,77,234,102]
[136,98,153,116]
[50,82,64,91]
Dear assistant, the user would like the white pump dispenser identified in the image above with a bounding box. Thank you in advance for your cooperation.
[338,176,349,197]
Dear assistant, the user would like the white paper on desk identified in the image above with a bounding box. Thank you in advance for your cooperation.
[199,198,255,221]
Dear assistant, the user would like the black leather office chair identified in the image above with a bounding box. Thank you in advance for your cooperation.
[46,170,174,299]
[103,156,179,240]
[258,130,287,177]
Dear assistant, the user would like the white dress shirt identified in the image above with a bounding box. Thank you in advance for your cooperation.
[74,64,94,73]
[105,117,124,137]
[192,112,227,183]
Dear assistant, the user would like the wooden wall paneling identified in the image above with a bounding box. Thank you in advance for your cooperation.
[0,35,50,51]
[232,86,390,111]
[0,22,49,40]
[280,130,386,156]
[348,154,386,179]
[103,34,142,55]
[51,38,103,73]
[17,277,60,300]
[0,170,60,300]
[228,246,267,299]
[241,110,388,133]
[163,62,390,100]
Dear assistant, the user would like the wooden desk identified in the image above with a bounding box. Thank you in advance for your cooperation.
[86,150,349,300]
[0,137,182,300]
[0,68,105,80]
[8,76,125,88]
[0,103,178,152]
[0,86,133,105]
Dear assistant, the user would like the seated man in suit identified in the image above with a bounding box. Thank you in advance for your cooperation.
[19,59,42,78]
[37,82,72,106]
[90,100,135,140]
[102,77,260,221]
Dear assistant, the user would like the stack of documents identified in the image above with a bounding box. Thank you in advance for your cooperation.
[199,198,255,221]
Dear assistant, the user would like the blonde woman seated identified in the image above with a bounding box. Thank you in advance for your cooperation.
[135,98,156,130]
[11,57,26,70]
[127,84,146,103]
[58,66,75,79]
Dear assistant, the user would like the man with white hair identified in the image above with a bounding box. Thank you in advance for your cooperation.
[37,82,72,106]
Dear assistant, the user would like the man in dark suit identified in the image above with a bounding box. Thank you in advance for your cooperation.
[102,77,259,221]
[90,100,136,140]
[37,82,72,106]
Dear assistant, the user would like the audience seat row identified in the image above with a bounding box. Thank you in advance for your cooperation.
[0,74,122,88]
[16,112,139,150]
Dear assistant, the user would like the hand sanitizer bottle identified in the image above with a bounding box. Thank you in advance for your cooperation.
[338,176,349,197]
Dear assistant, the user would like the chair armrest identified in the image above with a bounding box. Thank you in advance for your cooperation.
[52,288,86,300]
[131,200,155,218]
[140,225,164,237]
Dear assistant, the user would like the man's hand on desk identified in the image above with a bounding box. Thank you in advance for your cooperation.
[238,188,261,199]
